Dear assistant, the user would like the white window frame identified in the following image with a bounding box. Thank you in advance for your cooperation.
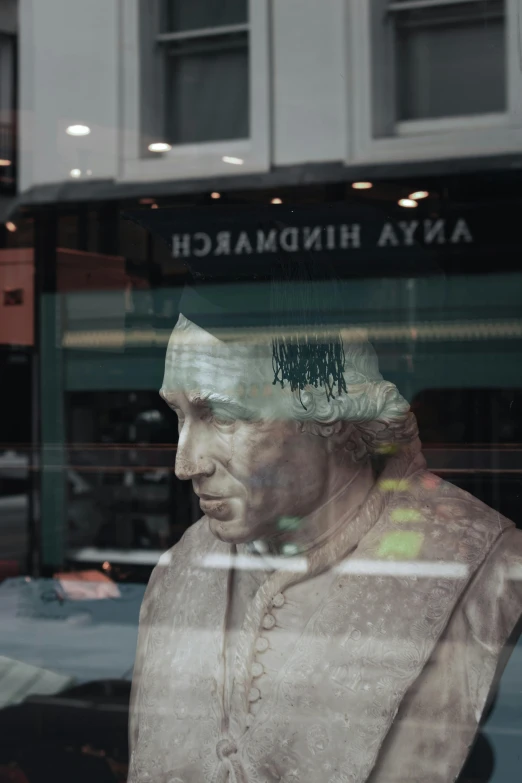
[119,0,270,183]
[347,0,522,165]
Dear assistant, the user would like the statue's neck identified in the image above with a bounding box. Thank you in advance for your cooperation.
[255,459,375,559]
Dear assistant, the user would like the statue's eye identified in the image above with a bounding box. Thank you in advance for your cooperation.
[211,410,236,427]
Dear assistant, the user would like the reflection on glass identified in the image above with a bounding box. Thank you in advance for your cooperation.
[395,0,506,120]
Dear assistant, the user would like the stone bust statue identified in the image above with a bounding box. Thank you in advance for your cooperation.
[128,311,522,783]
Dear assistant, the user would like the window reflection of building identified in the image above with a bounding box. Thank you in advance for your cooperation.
[391,0,506,121]
[26,191,522,580]
[66,391,190,560]
[158,0,249,146]
[412,388,522,527]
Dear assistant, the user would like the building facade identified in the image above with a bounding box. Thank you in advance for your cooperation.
[2,0,521,574]
[17,0,522,193]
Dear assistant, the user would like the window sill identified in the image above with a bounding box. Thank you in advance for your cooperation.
[396,112,509,137]
[120,138,269,184]
[352,119,522,166]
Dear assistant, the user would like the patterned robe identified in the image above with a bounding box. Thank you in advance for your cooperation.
[128,442,522,783]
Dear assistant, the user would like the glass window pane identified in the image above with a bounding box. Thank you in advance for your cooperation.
[396,3,506,120]
[164,0,248,33]
[165,36,249,144]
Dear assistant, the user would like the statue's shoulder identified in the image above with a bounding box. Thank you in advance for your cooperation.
[406,472,522,654]
[473,524,522,586]
[426,472,522,637]
[143,517,212,602]
[380,469,517,570]
[410,469,516,532]
[457,523,522,654]
[172,514,212,552]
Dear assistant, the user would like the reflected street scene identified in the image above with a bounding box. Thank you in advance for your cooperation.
[0,1,521,781]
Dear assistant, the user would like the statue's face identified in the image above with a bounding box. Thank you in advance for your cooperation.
[160,318,332,543]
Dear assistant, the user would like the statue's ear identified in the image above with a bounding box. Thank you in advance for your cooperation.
[300,420,367,460]
[323,421,370,462]
[324,420,355,453]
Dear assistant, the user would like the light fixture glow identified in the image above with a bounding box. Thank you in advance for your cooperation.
[0,159,11,167]
[70,168,82,178]
[409,190,429,200]
[148,142,172,153]
[222,156,244,165]
[151,203,159,209]
[66,124,91,137]
[139,197,155,205]
[5,221,17,233]
[271,197,283,205]
[352,181,373,190]
[211,192,221,200]
[398,198,418,208]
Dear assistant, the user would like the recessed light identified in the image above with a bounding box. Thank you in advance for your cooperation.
[0,159,11,167]
[70,168,82,178]
[148,142,172,153]
[271,198,283,204]
[398,198,418,208]
[211,192,221,200]
[5,221,17,233]
[66,124,91,137]
[409,190,429,200]
[352,182,373,190]
[222,156,244,165]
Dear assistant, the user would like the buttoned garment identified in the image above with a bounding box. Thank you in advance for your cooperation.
[128,453,522,783]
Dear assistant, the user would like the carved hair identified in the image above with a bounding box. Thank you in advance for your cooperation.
[173,314,418,460]
[289,339,418,460]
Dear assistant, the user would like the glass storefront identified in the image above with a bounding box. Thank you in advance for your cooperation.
[4,174,520,781]
[27,177,522,581]
[2,1,522,779]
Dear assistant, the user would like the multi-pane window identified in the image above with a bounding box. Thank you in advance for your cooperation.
[389,0,506,121]
[157,0,249,145]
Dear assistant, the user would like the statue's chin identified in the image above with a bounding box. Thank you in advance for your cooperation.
[208,516,258,545]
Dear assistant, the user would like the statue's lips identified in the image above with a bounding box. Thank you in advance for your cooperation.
[199,496,232,518]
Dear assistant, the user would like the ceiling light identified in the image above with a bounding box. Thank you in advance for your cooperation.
[70,168,82,178]
[271,197,283,205]
[211,192,221,200]
[5,221,17,233]
[398,198,418,208]
[139,197,155,205]
[409,190,429,200]
[151,203,159,209]
[352,182,373,190]
[0,159,11,167]
[66,124,91,137]
[148,142,172,153]
[222,156,244,165]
